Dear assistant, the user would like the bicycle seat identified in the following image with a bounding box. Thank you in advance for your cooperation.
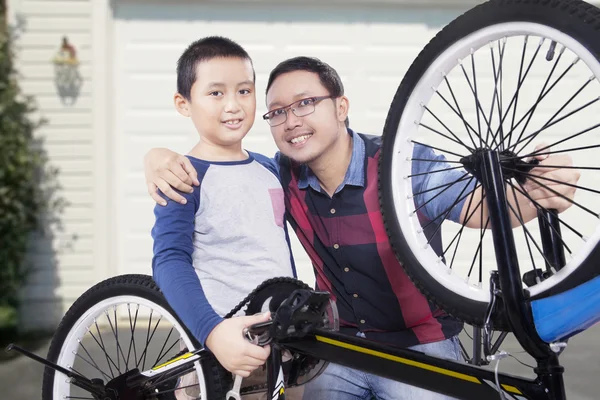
[531,274,600,343]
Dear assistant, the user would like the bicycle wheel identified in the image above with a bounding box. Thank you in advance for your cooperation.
[41,274,229,400]
[379,0,600,329]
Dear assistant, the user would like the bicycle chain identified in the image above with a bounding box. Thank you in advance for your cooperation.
[162,277,319,395]
[225,276,312,318]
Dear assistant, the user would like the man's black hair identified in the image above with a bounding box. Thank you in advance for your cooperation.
[266,56,349,127]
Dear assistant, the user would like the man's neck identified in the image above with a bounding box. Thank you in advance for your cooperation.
[308,129,353,197]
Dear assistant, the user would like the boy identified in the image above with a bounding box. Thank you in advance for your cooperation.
[151,36,296,399]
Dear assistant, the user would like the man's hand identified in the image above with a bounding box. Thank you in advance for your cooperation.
[523,145,580,213]
[144,148,199,206]
[460,143,580,228]
[205,312,272,377]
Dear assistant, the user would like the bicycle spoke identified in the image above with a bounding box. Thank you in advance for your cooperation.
[508,181,586,241]
[510,45,566,149]
[512,163,600,171]
[411,140,466,159]
[419,120,474,152]
[506,167,600,196]
[125,304,140,370]
[441,75,479,148]
[74,351,113,382]
[65,397,95,399]
[497,37,545,147]
[486,38,507,146]
[407,165,464,179]
[516,142,600,161]
[411,158,464,164]
[509,184,540,278]
[422,177,476,232]
[459,57,495,147]
[77,341,113,381]
[412,173,470,197]
[466,216,490,285]
[413,174,475,217]
[137,313,163,371]
[509,78,597,154]
[442,190,485,268]
[105,308,128,372]
[153,327,177,368]
[506,201,557,269]
[515,122,600,160]
[501,51,579,150]
[508,181,573,255]
[522,174,598,217]
[92,321,118,377]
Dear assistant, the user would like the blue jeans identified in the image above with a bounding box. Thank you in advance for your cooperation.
[302,336,463,400]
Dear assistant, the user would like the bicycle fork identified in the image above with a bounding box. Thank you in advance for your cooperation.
[478,150,567,400]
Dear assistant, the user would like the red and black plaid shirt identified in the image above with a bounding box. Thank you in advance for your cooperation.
[276,130,463,348]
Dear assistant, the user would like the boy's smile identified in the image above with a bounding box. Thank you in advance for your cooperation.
[174,57,256,157]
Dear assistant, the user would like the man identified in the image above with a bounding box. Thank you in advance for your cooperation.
[144,56,579,399]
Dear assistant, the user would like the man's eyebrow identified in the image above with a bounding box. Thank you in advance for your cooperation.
[267,92,312,109]
[237,80,254,87]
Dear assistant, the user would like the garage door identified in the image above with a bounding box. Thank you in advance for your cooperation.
[112,1,463,283]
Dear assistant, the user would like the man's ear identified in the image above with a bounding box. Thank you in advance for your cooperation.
[174,93,191,117]
[337,96,349,124]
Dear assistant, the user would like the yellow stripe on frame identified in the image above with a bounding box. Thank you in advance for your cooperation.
[152,352,194,371]
[315,336,481,384]
[501,384,523,395]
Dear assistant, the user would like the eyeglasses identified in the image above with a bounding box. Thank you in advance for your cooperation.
[262,95,334,127]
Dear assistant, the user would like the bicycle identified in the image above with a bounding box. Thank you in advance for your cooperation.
[7,0,600,399]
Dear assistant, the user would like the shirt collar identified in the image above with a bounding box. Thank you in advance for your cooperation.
[298,128,366,193]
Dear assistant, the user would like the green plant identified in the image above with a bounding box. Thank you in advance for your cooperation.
[0,1,61,333]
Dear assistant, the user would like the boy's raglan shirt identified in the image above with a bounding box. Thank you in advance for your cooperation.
[151,152,295,346]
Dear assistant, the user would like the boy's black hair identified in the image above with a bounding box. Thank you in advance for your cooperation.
[266,56,349,127]
[177,36,255,101]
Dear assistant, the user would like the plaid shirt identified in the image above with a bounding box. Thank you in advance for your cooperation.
[277,129,471,348]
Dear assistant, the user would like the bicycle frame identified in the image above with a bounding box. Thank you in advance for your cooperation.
[260,150,567,400]
[6,150,569,400]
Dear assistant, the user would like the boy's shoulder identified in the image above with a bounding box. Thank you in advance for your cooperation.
[248,151,279,178]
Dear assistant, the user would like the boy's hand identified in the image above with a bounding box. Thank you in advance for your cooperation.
[205,312,272,377]
[144,148,199,205]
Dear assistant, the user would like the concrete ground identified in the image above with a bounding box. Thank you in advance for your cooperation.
[1,324,599,399]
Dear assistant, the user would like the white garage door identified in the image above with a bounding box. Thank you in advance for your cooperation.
[112,1,464,283]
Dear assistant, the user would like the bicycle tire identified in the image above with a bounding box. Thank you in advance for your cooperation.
[41,274,230,400]
[379,0,600,329]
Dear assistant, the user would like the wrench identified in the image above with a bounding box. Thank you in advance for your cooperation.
[226,374,243,400]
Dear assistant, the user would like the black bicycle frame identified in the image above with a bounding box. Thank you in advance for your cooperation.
[262,150,567,400]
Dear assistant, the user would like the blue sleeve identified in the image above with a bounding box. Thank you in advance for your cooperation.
[151,177,223,346]
[411,144,477,223]
[250,151,280,178]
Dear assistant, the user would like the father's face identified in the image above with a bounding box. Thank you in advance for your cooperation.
[266,70,344,164]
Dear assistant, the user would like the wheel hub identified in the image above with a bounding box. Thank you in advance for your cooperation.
[460,148,536,184]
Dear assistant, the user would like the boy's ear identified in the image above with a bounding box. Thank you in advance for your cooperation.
[174,93,191,117]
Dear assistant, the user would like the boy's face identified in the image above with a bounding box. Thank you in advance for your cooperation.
[175,57,256,147]
[265,70,348,164]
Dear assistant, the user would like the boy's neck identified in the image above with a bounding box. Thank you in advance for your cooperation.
[308,128,353,197]
[188,140,248,162]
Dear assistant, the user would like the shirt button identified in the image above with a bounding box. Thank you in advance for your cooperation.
[333,244,340,249]
[353,294,359,298]
[344,267,350,272]
[360,319,366,324]
[330,208,336,214]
